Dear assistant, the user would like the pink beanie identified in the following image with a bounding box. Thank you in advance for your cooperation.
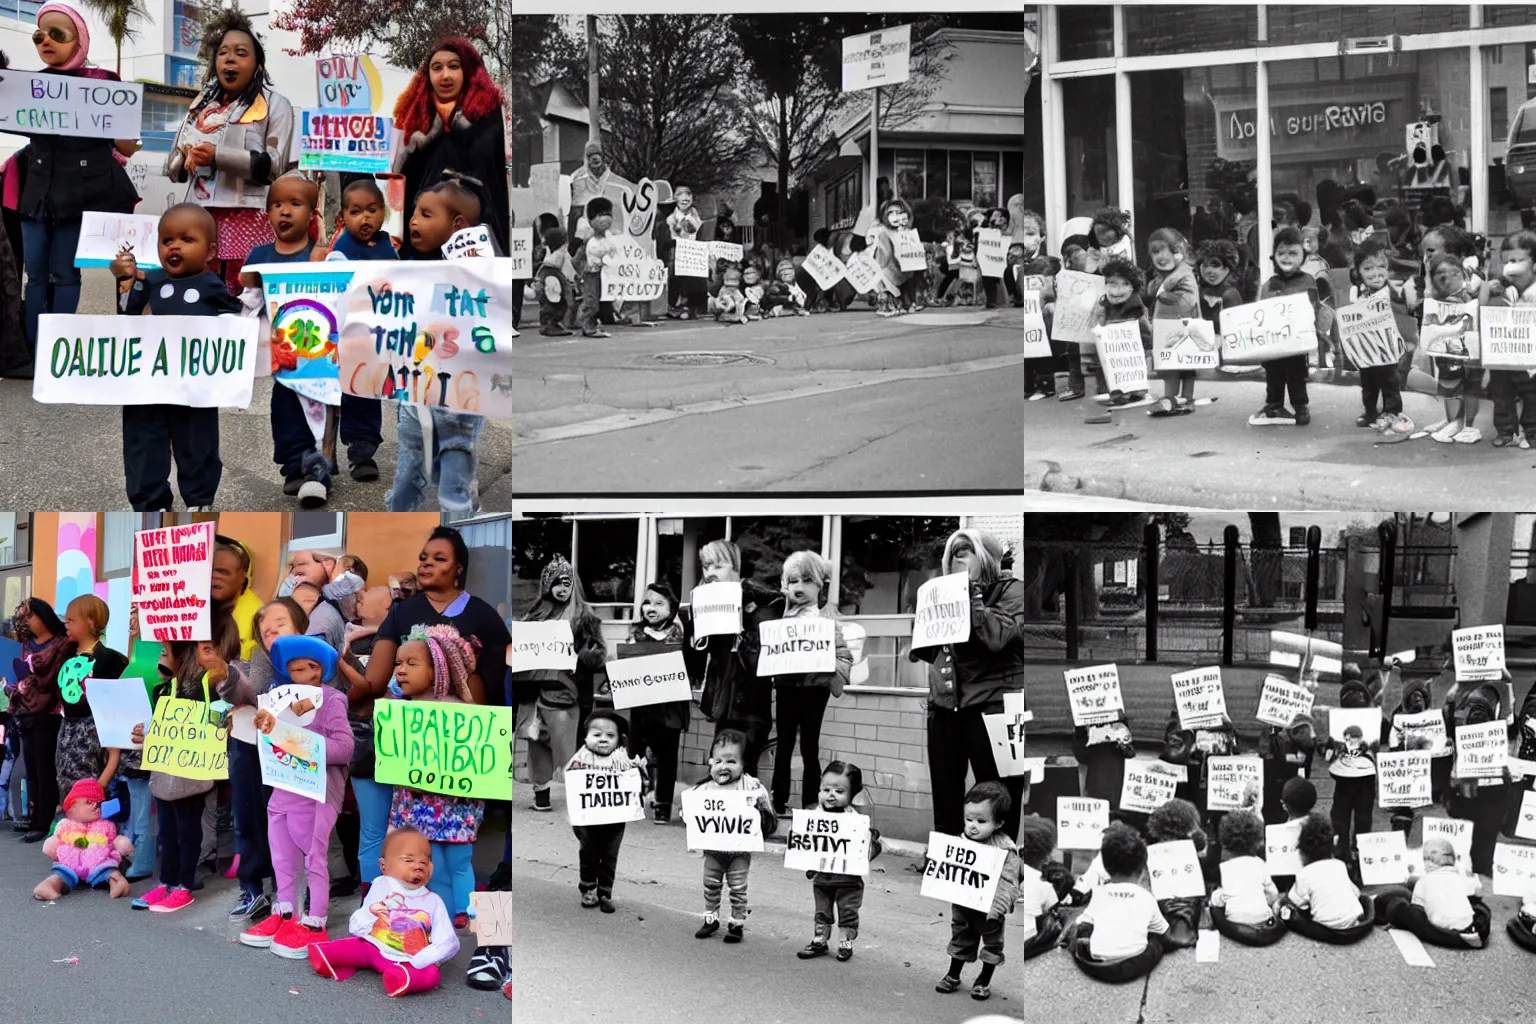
[37,3,90,71]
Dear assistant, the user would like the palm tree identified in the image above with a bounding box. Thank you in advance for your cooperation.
[78,0,151,77]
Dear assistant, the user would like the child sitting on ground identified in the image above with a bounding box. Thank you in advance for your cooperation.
[691,729,777,944]
[1208,810,1280,937]
[1371,836,1490,948]
[1016,814,1072,957]
[565,709,646,913]
[1068,822,1170,982]
[934,781,1022,1002]
[33,779,134,900]
[796,761,882,962]
[1269,776,1316,893]
[1278,814,1372,940]
[1144,798,1208,946]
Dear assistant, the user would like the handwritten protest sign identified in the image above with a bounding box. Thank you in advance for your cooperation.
[1394,710,1450,755]
[982,712,1028,776]
[894,229,927,272]
[602,238,668,302]
[1328,707,1381,745]
[244,263,356,405]
[921,832,1006,913]
[510,619,575,672]
[1147,840,1205,899]
[1452,625,1504,681]
[298,110,394,173]
[505,226,532,279]
[1377,751,1432,807]
[1120,760,1185,814]
[757,618,836,676]
[1455,719,1508,779]
[681,789,763,853]
[1093,321,1150,395]
[442,225,495,261]
[1206,756,1262,811]
[74,212,162,270]
[1358,830,1410,886]
[33,314,258,407]
[1421,297,1479,362]
[1423,817,1472,864]
[337,259,512,420]
[143,697,229,780]
[1265,821,1303,876]
[674,237,710,278]
[843,251,881,294]
[1152,317,1219,371]
[0,72,142,139]
[469,891,512,946]
[1480,305,1536,370]
[1170,667,1227,730]
[709,241,744,264]
[912,572,971,648]
[784,809,871,876]
[1517,791,1536,841]
[1024,291,1050,360]
[606,650,692,710]
[688,581,742,637]
[1336,290,1405,369]
[1057,797,1109,850]
[1064,664,1124,726]
[1050,270,1104,343]
[88,679,152,749]
[976,228,1007,277]
[132,523,213,642]
[315,53,382,111]
[258,717,327,801]
[373,701,512,801]
[1493,842,1536,897]
[258,684,324,731]
[1219,294,1317,364]
[564,768,645,826]
[802,245,845,290]
[1256,674,1314,728]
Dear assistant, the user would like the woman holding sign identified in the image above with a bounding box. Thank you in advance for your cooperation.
[7,598,68,842]
[912,529,1026,841]
[53,596,127,800]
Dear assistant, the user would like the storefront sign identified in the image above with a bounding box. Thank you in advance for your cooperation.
[1219,295,1317,364]
[1480,306,1536,371]
[1051,270,1105,344]
[894,228,926,271]
[1152,317,1219,370]
[1337,290,1405,369]
[1215,90,1403,161]
[1421,298,1479,362]
[1024,291,1049,359]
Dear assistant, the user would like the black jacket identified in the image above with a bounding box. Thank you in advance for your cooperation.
[680,580,782,728]
[17,69,137,222]
[397,108,508,257]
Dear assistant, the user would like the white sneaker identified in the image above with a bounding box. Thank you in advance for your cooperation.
[1453,426,1483,444]
[1431,421,1461,443]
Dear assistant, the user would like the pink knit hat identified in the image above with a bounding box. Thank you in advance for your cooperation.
[37,3,90,71]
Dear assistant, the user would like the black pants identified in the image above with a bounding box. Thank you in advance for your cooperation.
[512,279,523,330]
[928,704,1026,841]
[1330,773,1374,859]
[1490,369,1536,440]
[716,718,771,781]
[269,382,382,479]
[773,686,833,810]
[1374,885,1492,947]
[573,822,625,898]
[1359,363,1402,417]
[17,713,60,833]
[1451,782,1513,876]
[627,719,682,808]
[157,794,204,890]
[1262,353,1309,409]
[122,405,221,510]
[813,880,864,939]
[1261,757,1304,825]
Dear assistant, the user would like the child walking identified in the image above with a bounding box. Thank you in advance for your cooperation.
[796,761,882,962]
[565,709,646,913]
[692,728,777,944]
[934,781,1022,1002]
[1249,226,1333,426]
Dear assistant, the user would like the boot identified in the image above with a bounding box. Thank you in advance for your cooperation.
[652,802,671,825]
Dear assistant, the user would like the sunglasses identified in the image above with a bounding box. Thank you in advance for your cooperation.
[32,27,75,45]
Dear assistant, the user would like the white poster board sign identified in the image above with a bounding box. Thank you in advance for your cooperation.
[1205,756,1262,812]
[1219,294,1317,364]
[1024,290,1050,359]
[689,581,742,638]
[1480,305,1536,371]
[1120,760,1185,814]
[34,314,258,407]
[1147,839,1205,899]
[1050,270,1106,344]
[1421,297,1479,362]
[674,237,710,278]
[708,241,744,264]
[0,72,143,138]
[1256,675,1315,728]
[1377,750,1433,808]
[912,572,971,649]
[757,618,836,676]
[982,713,1028,777]
[1394,710,1450,756]
[87,679,153,749]
[1493,842,1536,897]
[1422,817,1472,865]
[920,831,1005,913]
[894,229,926,272]
[1170,666,1227,730]
[257,717,327,801]
[784,809,871,876]
[1064,664,1125,727]
[1092,320,1150,395]
[131,522,214,642]
[841,23,912,91]
[1328,707,1381,745]
[1517,790,1536,841]
[1057,797,1109,850]
[511,619,576,672]
[1265,821,1303,877]
[606,651,692,710]
[506,227,533,278]
[1358,829,1410,886]
[976,228,1007,277]
[565,768,645,826]
[74,212,163,269]
[1336,290,1405,369]
[802,245,844,290]
[1455,719,1508,779]
[1152,317,1219,371]
[681,789,763,853]
[1452,625,1505,681]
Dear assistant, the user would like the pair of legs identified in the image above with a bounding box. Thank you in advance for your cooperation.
[270,385,383,480]
[123,776,154,878]
[16,714,60,834]
[940,904,1004,995]
[121,406,221,510]
[700,851,751,931]
[1329,773,1374,863]
[35,859,128,900]
[626,718,682,813]
[21,215,82,348]
[1068,921,1165,983]
[386,406,482,513]
[1489,369,1536,443]
[573,823,625,907]
[518,701,579,798]
[1278,893,1374,943]
[927,704,1027,841]
[309,937,440,996]
[269,800,339,926]
[772,686,832,812]
[351,776,394,888]
[1261,354,1309,412]
[1159,370,1197,403]
[1372,885,1491,947]
[809,881,863,952]
[427,839,476,915]
[156,794,204,890]
[1359,363,1403,420]
[230,740,274,899]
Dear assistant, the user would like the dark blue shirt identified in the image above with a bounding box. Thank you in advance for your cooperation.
[245,242,314,266]
[331,230,397,261]
[121,269,242,316]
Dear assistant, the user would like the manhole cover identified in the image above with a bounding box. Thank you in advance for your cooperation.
[650,351,774,367]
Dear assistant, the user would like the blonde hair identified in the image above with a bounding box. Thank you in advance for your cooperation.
[942,529,1000,586]
[66,595,109,638]
[699,540,741,577]
[781,550,834,608]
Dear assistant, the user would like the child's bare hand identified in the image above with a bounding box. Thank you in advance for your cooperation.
[252,709,276,734]
[289,697,315,718]
[109,246,140,281]
[130,722,145,745]
[309,245,330,262]
[196,641,228,684]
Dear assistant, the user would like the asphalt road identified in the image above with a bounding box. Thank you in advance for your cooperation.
[0,268,510,510]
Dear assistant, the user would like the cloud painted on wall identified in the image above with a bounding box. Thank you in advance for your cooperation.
[55,513,110,616]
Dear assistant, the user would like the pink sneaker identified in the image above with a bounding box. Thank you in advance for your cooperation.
[149,887,194,913]
[272,919,326,959]
[132,885,170,910]
[239,912,287,948]
[223,854,240,880]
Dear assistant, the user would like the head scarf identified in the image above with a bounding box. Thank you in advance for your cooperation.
[37,2,88,71]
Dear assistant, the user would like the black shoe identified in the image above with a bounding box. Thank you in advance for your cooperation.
[652,803,671,825]
[797,941,830,960]
[836,943,854,962]
[533,789,552,812]
[1294,404,1311,426]
[22,831,45,843]
[487,861,510,891]
[580,891,598,909]
[724,922,744,944]
[467,948,509,990]
[349,458,379,482]
[331,875,360,898]
[12,822,30,834]
[695,918,720,939]
[598,897,616,914]
[282,474,303,496]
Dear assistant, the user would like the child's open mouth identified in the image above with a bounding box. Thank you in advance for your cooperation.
[164,251,183,269]
[356,224,374,238]
[220,68,240,84]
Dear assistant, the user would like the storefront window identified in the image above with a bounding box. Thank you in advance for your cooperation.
[826,171,860,230]
[974,155,1001,208]
[895,150,926,200]
[1488,46,1531,242]
[656,517,727,600]
[1487,7,1536,28]
[1265,6,1467,45]
[836,517,955,615]
[572,519,638,612]
[1064,75,1118,217]
[950,151,972,203]
[927,150,948,199]
[1056,5,1112,62]
[512,515,573,617]
[730,517,823,593]
[1124,5,1256,57]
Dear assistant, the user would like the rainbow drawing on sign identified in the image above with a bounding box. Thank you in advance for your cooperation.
[271,299,340,404]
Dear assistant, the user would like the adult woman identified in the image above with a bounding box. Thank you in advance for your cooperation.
[393,38,508,256]
[54,595,127,798]
[17,4,138,349]
[165,11,295,293]
[911,529,1025,840]
[6,598,69,841]
[664,187,707,320]
[211,535,264,662]
[679,540,782,779]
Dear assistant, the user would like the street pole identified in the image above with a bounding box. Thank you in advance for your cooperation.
[587,15,600,147]
[869,86,879,217]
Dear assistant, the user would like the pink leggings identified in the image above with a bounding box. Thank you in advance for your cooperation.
[269,802,338,924]
[308,937,441,996]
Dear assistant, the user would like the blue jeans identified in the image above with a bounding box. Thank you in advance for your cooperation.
[386,405,483,512]
[351,776,394,885]
[270,382,384,478]
[124,777,154,878]
[22,216,83,348]
[428,840,475,915]
[230,739,273,896]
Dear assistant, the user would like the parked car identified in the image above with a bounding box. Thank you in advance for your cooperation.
[1505,97,1536,214]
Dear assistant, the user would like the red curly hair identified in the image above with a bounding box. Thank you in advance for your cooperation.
[393,37,505,140]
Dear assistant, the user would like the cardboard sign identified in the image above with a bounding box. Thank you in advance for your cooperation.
[1219,294,1317,364]
[1152,317,1219,371]
[1265,821,1303,876]
[298,110,393,173]
[1455,719,1509,779]
[1256,675,1314,728]
[143,697,229,780]
[1377,750,1433,807]
[1422,817,1472,864]
[1170,666,1227,730]
[258,717,327,801]
[372,702,513,802]
[894,229,927,272]
[689,581,742,637]
[244,263,357,406]
[1393,709,1450,756]
[674,237,710,278]
[1494,841,1536,897]
[1024,291,1050,359]
[1206,756,1262,811]
[1051,270,1106,344]
[802,245,845,290]
[1421,297,1479,362]
[442,225,495,261]
[1120,759,1184,814]
[606,650,692,710]
[602,247,668,302]
[74,212,162,269]
[564,767,645,826]
[1516,790,1536,841]
[1093,321,1150,394]
[1147,839,1205,899]
[921,831,1006,913]
[1057,797,1109,850]
[1335,289,1405,369]
[757,617,836,676]
[784,809,871,876]
[469,891,512,946]
[709,241,743,264]
[1064,664,1125,727]
[337,259,512,420]
[681,789,763,853]
[1328,707,1381,745]
[0,71,143,139]
[131,522,213,642]
[843,251,881,294]
[912,572,971,649]
[88,679,153,749]
[982,713,1028,776]
[1480,305,1536,370]
[315,53,382,112]
[33,314,258,407]
[505,226,533,279]
[1452,625,1504,681]
[841,23,911,91]
[976,228,1007,278]
[1358,829,1410,886]
[511,620,575,672]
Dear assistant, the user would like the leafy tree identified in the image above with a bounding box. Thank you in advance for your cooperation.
[511,15,586,139]
[269,0,494,75]
[79,0,150,77]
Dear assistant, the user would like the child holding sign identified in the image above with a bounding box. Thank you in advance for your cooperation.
[795,761,882,962]
[1250,227,1333,427]
[1484,231,1536,447]
[1088,257,1152,414]
[623,582,689,825]
[1420,251,1485,444]
[691,729,777,944]
[1144,228,1201,415]
[1349,243,1408,432]
[934,782,1022,1002]
[1325,675,1382,872]
[565,709,646,914]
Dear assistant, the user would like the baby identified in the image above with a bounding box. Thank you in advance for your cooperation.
[1372,837,1489,947]
[322,554,368,622]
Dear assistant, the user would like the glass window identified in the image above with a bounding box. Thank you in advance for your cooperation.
[1064,76,1119,217]
[1493,87,1510,142]
[949,150,972,204]
[290,512,343,550]
[456,516,511,627]
[1266,6,1467,45]
[99,512,137,578]
[836,517,956,615]
[0,0,44,24]
[1056,5,1113,62]
[826,171,861,230]
[656,517,727,602]
[729,517,822,593]
[1125,6,1256,57]
[927,150,949,200]
[1485,6,1536,28]
[1487,46,1530,250]
[895,150,925,200]
[572,519,638,612]
[512,515,573,617]
[974,154,1001,209]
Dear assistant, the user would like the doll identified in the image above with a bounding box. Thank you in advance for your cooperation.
[764,259,809,317]
[35,778,134,900]
[741,264,765,320]
[711,266,748,324]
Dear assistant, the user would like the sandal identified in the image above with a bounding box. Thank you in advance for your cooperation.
[935,975,961,994]
[971,983,991,1001]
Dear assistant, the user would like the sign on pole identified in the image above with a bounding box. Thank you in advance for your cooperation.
[314,53,382,112]
[841,24,912,91]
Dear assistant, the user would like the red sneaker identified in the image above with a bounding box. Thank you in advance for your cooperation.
[272,919,326,960]
[453,913,469,930]
[149,887,194,913]
[239,913,287,948]
[132,884,169,910]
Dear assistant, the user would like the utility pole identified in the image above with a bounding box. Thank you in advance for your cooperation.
[587,15,600,146]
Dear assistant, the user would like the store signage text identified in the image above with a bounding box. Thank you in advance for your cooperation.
[1227,101,1389,142]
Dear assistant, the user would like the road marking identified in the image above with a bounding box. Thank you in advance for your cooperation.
[516,353,1023,446]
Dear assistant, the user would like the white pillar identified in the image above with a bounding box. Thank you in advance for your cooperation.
[1256,6,1273,291]
[1470,6,1489,236]
[1039,4,1068,250]
[1113,5,1134,231]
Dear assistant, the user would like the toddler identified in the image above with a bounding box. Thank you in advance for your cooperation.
[691,729,777,944]
[624,581,688,824]
[329,178,397,261]
[1349,243,1409,433]
[1144,228,1200,414]
[1485,231,1536,448]
[763,259,810,317]
[565,709,646,913]
[934,782,1022,1002]
[1068,822,1169,982]
[1086,256,1152,422]
[1268,776,1317,893]
[536,226,575,336]
[577,196,618,338]
[1089,206,1134,262]
[1371,836,1490,948]
[1421,252,1484,444]
[1278,814,1372,940]
[322,554,367,624]
[1250,226,1332,426]
[1193,239,1243,328]
[796,761,882,962]
[1208,810,1280,937]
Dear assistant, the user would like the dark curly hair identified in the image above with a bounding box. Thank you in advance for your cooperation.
[1090,205,1132,240]
[1218,810,1266,859]
[1297,812,1335,864]
[1281,776,1316,815]
[1193,238,1241,274]
[1098,256,1144,292]
[191,10,271,112]
[1100,821,1148,878]
[1017,814,1057,869]
[1146,797,1206,852]
[964,780,1011,826]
